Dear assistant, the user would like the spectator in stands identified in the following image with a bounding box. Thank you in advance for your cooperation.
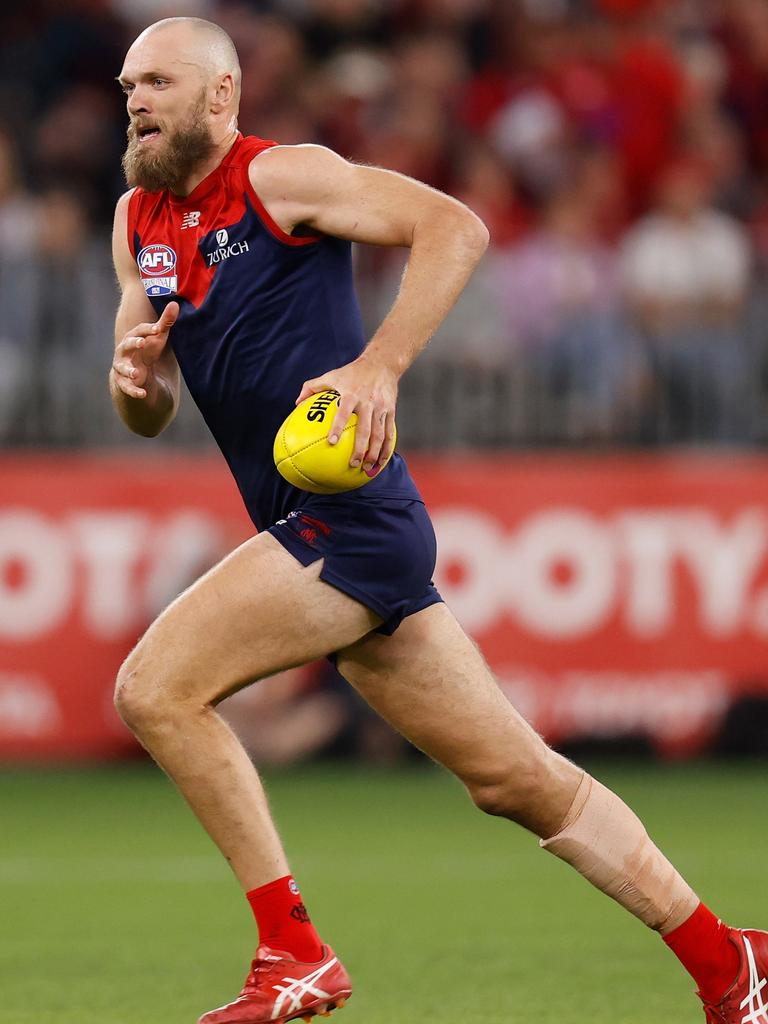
[33,84,124,226]
[454,139,529,247]
[718,0,768,178]
[312,46,393,155]
[297,0,392,63]
[0,0,764,450]
[620,156,752,441]
[678,36,755,220]
[29,186,119,444]
[493,159,643,441]
[476,10,575,202]
[226,13,309,141]
[354,32,467,187]
[0,130,39,254]
[578,5,686,214]
[0,131,40,442]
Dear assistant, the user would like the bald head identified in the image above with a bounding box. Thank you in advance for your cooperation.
[119,18,243,194]
[131,17,241,106]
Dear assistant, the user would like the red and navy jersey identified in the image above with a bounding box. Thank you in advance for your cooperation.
[127,133,422,530]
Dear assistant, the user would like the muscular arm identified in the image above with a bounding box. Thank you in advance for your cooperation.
[110,190,181,437]
[249,145,489,468]
[249,145,490,378]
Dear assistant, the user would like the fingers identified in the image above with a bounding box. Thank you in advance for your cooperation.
[115,335,146,356]
[116,326,165,368]
[156,300,179,330]
[328,394,357,447]
[296,378,324,405]
[114,359,141,379]
[326,393,395,470]
[349,403,373,468]
[378,411,397,467]
[112,353,148,394]
[113,336,150,399]
[130,321,163,339]
[114,336,151,378]
[298,363,397,471]
[118,381,148,399]
[363,408,387,472]
[126,301,179,344]
[111,365,147,400]
[111,304,177,404]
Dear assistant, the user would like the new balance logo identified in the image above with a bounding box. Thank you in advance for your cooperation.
[181,211,201,229]
[271,957,338,1017]
[740,937,768,1024]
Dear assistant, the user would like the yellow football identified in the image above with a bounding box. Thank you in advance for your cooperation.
[273,389,396,494]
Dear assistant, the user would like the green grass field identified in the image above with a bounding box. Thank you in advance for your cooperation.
[1,760,765,1024]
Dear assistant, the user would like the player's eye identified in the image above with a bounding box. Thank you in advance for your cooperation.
[121,84,133,95]
[152,79,168,88]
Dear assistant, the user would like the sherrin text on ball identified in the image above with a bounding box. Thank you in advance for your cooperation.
[273,389,396,493]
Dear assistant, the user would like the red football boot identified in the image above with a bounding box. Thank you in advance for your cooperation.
[197,945,352,1024]
[700,930,768,1024]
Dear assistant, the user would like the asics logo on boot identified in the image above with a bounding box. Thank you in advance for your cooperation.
[740,937,768,1024]
[271,957,338,1017]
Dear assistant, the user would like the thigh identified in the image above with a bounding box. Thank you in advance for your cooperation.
[335,602,553,785]
[126,532,382,705]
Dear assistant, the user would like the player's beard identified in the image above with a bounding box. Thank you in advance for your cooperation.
[122,91,217,194]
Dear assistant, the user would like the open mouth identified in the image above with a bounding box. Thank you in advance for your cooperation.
[137,125,161,143]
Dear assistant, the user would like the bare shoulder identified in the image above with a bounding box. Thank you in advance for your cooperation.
[112,188,139,283]
[246,142,487,247]
[112,188,137,244]
[113,187,136,225]
[247,145,358,237]
[248,144,351,198]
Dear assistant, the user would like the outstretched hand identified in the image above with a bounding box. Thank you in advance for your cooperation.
[296,356,398,474]
[112,301,179,400]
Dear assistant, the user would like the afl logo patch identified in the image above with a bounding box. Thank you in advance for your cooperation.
[138,243,176,276]
[137,243,178,297]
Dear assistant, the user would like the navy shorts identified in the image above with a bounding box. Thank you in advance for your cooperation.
[268,495,443,635]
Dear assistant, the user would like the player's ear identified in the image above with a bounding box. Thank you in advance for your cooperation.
[212,73,235,112]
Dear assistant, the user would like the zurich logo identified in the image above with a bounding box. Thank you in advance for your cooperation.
[137,243,177,277]
[205,227,249,267]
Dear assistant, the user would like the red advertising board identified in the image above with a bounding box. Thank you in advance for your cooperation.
[1,452,768,759]
[417,454,768,756]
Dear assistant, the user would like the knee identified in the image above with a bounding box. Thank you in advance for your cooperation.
[466,751,585,837]
[464,740,577,821]
[114,647,168,735]
[468,780,513,818]
[466,761,548,819]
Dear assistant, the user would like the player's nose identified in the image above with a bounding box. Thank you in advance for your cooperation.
[126,88,150,115]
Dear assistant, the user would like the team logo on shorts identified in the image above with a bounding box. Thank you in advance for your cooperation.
[137,243,178,296]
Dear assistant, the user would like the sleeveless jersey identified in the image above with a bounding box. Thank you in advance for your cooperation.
[126,133,423,530]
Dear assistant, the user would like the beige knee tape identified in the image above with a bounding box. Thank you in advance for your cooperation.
[540,773,699,933]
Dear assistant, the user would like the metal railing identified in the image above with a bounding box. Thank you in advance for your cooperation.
[1,242,766,451]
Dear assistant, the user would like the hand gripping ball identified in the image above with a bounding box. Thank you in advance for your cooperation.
[273,389,396,494]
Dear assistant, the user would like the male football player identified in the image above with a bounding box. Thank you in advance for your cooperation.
[110,17,767,1024]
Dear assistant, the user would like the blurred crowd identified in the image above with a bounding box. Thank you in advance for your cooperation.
[1,0,768,445]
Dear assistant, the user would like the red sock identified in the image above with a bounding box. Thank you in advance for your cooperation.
[246,875,323,963]
[663,903,740,1002]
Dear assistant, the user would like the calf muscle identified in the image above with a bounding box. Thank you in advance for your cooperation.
[336,603,582,837]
